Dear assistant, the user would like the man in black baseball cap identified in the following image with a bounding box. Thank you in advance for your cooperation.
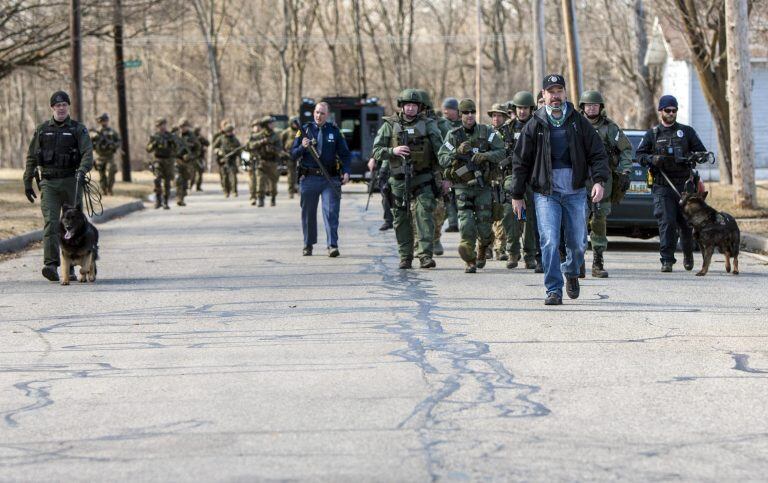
[542,74,566,90]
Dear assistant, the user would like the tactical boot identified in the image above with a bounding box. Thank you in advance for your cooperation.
[579,262,586,279]
[477,246,488,269]
[464,263,477,274]
[485,246,493,261]
[399,257,413,269]
[257,196,265,207]
[457,244,474,264]
[534,258,544,273]
[544,292,563,305]
[177,200,186,207]
[524,259,536,270]
[42,265,59,282]
[566,276,580,299]
[250,198,257,206]
[163,196,170,210]
[661,261,673,272]
[506,256,519,269]
[420,256,436,269]
[270,195,276,207]
[328,247,340,258]
[496,250,509,261]
[433,240,444,256]
[379,222,392,231]
[683,251,694,271]
[302,246,313,256]
[154,195,162,209]
[591,249,609,278]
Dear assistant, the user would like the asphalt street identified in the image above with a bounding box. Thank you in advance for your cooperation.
[1,181,767,481]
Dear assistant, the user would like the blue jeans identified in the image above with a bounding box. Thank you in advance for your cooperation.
[534,189,587,297]
[300,175,341,248]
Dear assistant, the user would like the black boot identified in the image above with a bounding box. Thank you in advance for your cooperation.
[270,195,276,207]
[683,250,694,271]
[154,194,162,209]
[257,196,265,207]
[591,249,609,278]
[163,195,170,210]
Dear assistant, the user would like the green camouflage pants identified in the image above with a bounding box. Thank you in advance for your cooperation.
[257,161,279,197]
[286,158,297,194]
[587,176,613,252]
[39,176,83,267]
[501,203,522,258]
[219,162,238,196]
[95,156,117,195]
[175,160,194,202]
[455,185,493,262]
[391,174,436,260]
[153,158,174,201]
[412,196,444,247]
[248,166,257,200]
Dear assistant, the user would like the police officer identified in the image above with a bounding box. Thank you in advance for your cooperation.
[176,118,200,206]
[280,117,301,198]
[90,113,120,196]
[505,91,542,272]
[291,101,351,257]
[212,121,242,198]
[636,95,707,272]
[486,103,513,263]
[438,98,506,273]
[193,126,209,191]
[23,90,93,281]
[250,116,282,207]
[579,90,633,277]
[438,97,462,233]
[146,117,186,209]
[372,89,443,269]
[367,156,394,231]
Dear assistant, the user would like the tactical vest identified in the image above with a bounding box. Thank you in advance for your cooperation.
[254,130,279,161]
[152,133,174,158]
[387,116,434,172]
[451,125,494,185]
[652,125,693,180]
[36,122,81,169]
[182,131,201,158]
[93,128,118,157]
[593,117,621,170]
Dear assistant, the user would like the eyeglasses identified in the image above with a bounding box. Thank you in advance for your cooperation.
[461,110,476,115]
[663,108,678,114]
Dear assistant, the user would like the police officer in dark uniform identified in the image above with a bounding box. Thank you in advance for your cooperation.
[23,90,94,281]
[636,95,708,272]
[291,101,352,257]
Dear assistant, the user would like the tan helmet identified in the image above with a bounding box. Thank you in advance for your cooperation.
[178,117,192,128]
[154,117,167,127]
[220,119,234,132]
[259,115,274,127]
[487,103,510,118]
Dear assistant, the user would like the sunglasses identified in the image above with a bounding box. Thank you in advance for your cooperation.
[461,110,476,115]
[663,108,678,114]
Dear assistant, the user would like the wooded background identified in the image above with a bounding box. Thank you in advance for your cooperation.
[1,0,765,178]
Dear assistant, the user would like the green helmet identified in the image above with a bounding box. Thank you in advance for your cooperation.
[579,90,605,108]
[458,98,476,112]
[396,88,423,108]
[415,89,432,110]
[511,91,536,109]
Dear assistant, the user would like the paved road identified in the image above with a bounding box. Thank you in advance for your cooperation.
[2,182,767,481]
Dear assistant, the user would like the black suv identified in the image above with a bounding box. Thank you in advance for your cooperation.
[605,129,657,239]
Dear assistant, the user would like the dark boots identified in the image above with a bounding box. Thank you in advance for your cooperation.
[591,248,609,278]
[257,196,265,207]
[270,195,276,207]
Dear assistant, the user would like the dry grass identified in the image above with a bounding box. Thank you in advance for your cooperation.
[0,168,154,240]
[702,180,768,218]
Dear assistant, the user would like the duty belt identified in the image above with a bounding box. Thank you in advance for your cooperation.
[304,166,338,177]
[41,170,76,180]
[392,168,431,181]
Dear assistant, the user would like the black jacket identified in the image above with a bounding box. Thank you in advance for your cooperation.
[510,102,610,199]
[635,122,706,182]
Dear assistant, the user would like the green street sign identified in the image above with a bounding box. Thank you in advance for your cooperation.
[123,59,142,69]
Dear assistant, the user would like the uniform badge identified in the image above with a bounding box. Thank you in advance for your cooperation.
[488,132,495,142]
[514,133,520,140]
[677,130,684,138]
[407,128,415,134]
[444,141,455,151]
[329,133,334,140]
[472,147,479,154]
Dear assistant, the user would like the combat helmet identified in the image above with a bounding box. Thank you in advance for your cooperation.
[96,113,109,122]
[415,89,433,110]
[579,90,605,109]
[487,103,509,118]
[396,88,423,108]
[259,115,274,128]
[511,91,536,109]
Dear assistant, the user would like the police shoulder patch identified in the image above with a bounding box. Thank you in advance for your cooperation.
[444,141,455,151]
[677,130,684,138]
[488,131,495,142]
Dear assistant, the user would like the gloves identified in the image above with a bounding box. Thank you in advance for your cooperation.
[457,141,472,155]
[25,187,36,203]
[76,170,86,186]
[651,155,670,168]
[471,152,489,165]
[618,172,631,192]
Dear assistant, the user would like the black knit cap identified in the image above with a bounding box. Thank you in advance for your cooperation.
[50,90,71,106]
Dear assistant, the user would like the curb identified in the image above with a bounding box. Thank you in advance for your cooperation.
[742,232,768,254]
[0,200,146,254]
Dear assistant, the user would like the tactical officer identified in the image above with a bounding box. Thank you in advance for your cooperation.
[245,120,262,205]
[291,101,351,257]
[636,95,707,272]
[486,103,513,263]
[193,126,209,191]
[280,117,301,198]
[372,88,443,269]
[23,90,93,281]
[438,98,506,273]
[90,113,120,196]
[367,156,394,231]
[438,97,461,233]
[249,116,282,207]
[579,90,633,277]
[505,91,542,272]
[511,75,609,305]
[146,117,185,209]
[176,118,200,206]
[212,121,242,198]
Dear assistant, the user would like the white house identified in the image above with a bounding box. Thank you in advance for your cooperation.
[645,17,768,180]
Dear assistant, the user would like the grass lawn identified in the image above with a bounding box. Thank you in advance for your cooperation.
[702,180,768,238]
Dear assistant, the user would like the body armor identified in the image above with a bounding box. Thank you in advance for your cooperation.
[387,116,435,172]
[150,132,174,158]
[450,125,494,185]
[37,122,81,169]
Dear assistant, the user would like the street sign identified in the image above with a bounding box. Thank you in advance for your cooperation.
[123,59,142,68]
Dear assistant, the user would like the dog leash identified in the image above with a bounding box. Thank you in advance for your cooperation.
[657,168,682,198]
[74,172,104,217]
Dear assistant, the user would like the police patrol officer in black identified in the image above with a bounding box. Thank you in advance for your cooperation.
[636,95,707,273]
[23,90,94,282]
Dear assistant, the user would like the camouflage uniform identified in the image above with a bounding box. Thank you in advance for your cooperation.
[486,107,517,263]
[437,115,462,231]
[177,121,201,205]
[146,118,186,209]
[90,115,120,196]
[193,127,209,191]
[212,124,241,198]
[23,104,93,276]
[248,117,282,207]
[245,123,261,203]
[372,89,443,269]
[280,119,300,198]
[438,99,506,273]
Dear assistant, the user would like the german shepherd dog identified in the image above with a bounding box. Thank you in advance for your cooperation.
[679,191,739,276]
[59,204,99,285]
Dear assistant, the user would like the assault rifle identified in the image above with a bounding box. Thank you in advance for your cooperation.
[455,149,485,189]
[297,124,342,198]
[399,123,413,218]
[365,162,378,212]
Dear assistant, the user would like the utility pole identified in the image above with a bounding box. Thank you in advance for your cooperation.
[113,0,132,182]
[532,0,546,93]
[69,0,83,121]
[725,0,755,208]
[475,0,482,114]
[561,0,582,101]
